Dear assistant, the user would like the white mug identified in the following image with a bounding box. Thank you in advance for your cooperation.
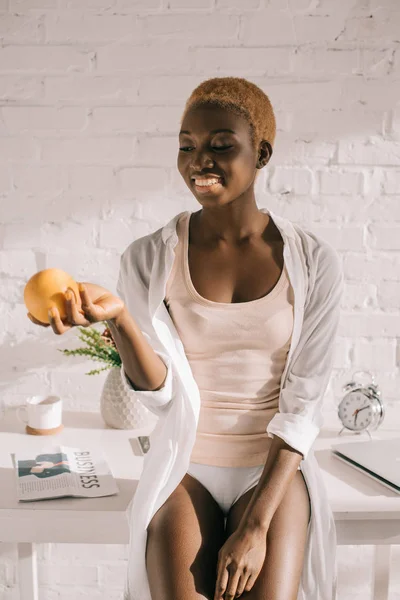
[17,395,62,431]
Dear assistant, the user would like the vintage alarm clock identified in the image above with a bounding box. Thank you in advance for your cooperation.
[337,370,385,438]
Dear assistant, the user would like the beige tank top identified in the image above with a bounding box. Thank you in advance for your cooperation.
[164,212,294,467]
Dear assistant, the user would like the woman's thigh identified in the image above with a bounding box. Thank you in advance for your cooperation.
[225,469,311,600]
[146,472,226,600]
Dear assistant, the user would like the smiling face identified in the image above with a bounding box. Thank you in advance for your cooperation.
[177,104,271,208]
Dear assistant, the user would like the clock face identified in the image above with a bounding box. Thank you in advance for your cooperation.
[338,390,373,431]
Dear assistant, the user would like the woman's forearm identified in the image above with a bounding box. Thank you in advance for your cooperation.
[106,307,167,392]
[237,436,303,533]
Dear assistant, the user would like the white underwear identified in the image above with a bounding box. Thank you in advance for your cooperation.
[187,461,302,521]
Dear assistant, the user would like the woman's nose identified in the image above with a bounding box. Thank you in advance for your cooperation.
[190,152,214,170]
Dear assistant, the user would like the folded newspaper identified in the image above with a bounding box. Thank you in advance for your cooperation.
[12,445,119,502]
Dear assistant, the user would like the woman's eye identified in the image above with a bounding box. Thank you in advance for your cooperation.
[179,145,233,152]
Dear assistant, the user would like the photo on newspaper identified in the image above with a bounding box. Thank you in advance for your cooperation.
[12,445,119,502]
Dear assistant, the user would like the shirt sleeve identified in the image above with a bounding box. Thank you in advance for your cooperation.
[266,241,344,461]
[114,245,175,419]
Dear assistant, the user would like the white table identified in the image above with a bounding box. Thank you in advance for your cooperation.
[1,406,399,600]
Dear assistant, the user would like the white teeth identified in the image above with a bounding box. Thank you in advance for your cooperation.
[194,178,221,186]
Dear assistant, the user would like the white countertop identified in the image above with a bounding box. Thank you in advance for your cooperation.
[1,405,400,544]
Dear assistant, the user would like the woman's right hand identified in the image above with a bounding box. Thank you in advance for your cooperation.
[26,282,125,335]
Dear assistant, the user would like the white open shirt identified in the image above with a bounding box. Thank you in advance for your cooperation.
[116,207,344,600]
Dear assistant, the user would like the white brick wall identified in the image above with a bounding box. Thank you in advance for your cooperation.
[1,0,399,598]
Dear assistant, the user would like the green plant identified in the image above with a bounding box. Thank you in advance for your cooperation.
[58,322,121,376]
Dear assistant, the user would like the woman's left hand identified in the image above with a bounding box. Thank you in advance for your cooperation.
[213,525,267,600]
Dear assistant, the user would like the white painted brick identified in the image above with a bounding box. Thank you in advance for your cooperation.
[392,108,400,140]
[342,282,377,310]
[339,314,400,339]
[0,138,36,162]
[143,14,238,43]
[56,590,123,600]
[341,78,400,110]
[382,169,400,194]
[294,48,360,76]
[360,48,396,77]
[343,254,400,282]
[39,248,120,294]
[269,166,313,195]
[134,135,177,167]
[68,166,118,191]
[3,223,41,249]
[263,196,322,223]
[45,75,140,104]
[0,75,43,101]
[370,225,400,250]
[2,107,86,133]
[45,13,141,43]
[292,15,347,44]
[377,282,400,311]
[319,169,363,195]
[10,0,62,8]
[40,220,94,249]
[114,0,162,9]
[50,543,128,562]
[308,225,363,251]
[168,0,214,8]
[0,166,11,192]
[289,109,385,140]
[240,11,295,45]
[50,369,107,399]
[332,337,351,370]
[145,106,184,134]
[353,339,396,370]
[8,191,110,224]
[216,0,260,8]
[138,75,199,105]
[98,563,127,588]
[337,546,376,598]
[338,140,400,166]
[11,165,68,192]
[89,106,149,134]
[265,81,341,112]
[341,9,400,43]
[0,46,91,72]
[98,218,155,250]
[118,167,169,193]
[303,195,370,223]
[0,562,13,588]
[362,168,384,197]
[272,136,336,166]
[38,563,99,586]
[40,138,134,163]
[97,42,191,75]
[193,47,293,77]
[287,0,320,10]
[0,251,36,278]
[0,14,44,44]
[369,196,400,221]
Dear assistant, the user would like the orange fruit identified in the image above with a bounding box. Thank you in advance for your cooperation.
[24,268,82,324]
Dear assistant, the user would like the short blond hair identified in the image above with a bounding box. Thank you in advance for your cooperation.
[180,77,276,152]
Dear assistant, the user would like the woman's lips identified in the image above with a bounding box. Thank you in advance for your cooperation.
[192,178,224,194]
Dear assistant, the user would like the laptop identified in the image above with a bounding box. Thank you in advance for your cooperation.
[331,437,400,495]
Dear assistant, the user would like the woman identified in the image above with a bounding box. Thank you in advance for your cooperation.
[28,77,343,600]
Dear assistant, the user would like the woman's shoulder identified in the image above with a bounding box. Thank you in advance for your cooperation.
[290,220,341,271]
[119,211,187,272]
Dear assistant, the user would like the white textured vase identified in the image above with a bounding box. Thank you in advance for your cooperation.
[100,366,156,430]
